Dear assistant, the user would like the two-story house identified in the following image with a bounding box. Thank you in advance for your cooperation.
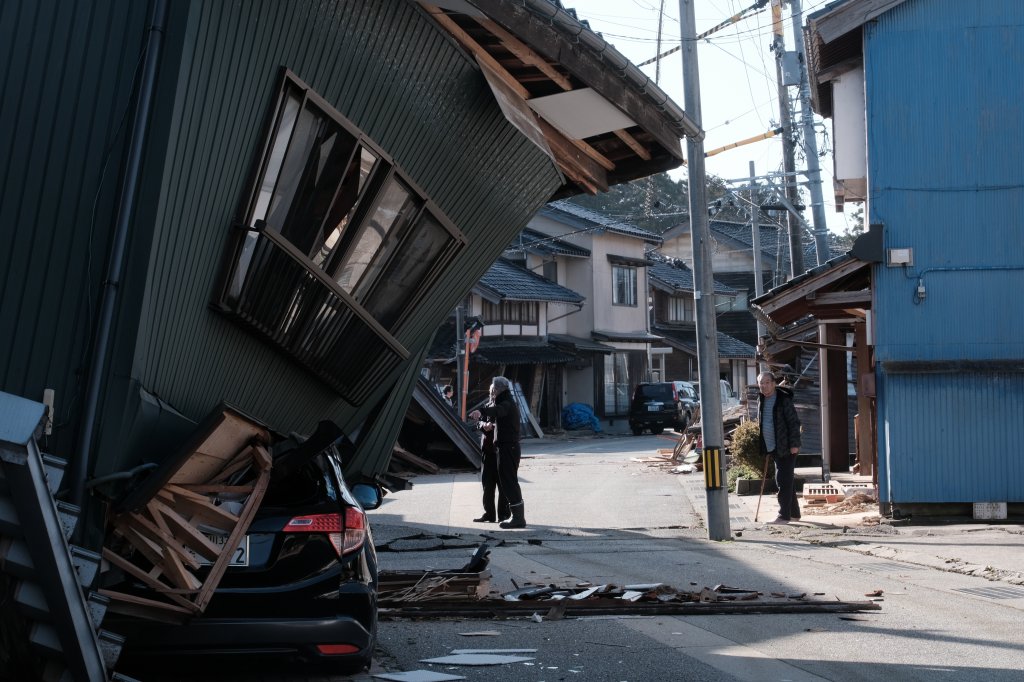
[514,201,664,431]
[446,258,586,430]
[646,258,755,394]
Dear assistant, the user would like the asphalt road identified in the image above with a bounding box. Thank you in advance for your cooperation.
[366,433,1024,682]
[128,433,1024,681]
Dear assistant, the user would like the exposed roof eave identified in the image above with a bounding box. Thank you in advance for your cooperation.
[418,0,700,196]
[751,255,872,327]
[807,0,909,45]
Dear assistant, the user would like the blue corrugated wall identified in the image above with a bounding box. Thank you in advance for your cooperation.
[868,0,1024,505]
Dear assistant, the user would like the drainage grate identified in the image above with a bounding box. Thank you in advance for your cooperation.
[953,585,1024,600]
[855,561,927,573]
[730,516,752,524]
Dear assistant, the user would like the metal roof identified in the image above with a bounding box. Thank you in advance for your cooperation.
[542,201,664,244]
[474,258,585,304]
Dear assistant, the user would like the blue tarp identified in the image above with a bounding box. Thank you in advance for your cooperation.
[562,403,601,432]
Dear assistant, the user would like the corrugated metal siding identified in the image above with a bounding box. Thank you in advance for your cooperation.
[869,0,1024,362]
[867,1,1024,504]
[0,0,149,457]
[119,0,560,473]
[880,371,1024,503]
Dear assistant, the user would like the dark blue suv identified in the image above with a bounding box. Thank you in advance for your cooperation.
[628,382,687,435]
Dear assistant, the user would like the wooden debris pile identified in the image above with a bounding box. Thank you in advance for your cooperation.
[99,405,272,623]
[804,490,879,515]
[379,569,492,602]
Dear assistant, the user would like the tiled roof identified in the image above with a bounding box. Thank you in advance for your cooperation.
[753,253,856,302]
[591,330,662,342]
[710,220,846,264]
[476,258,585,304]
[542,200,664,245]
[653,323,756,360]
[504,227,591,258]
[474,339,579,366]
[648,260,737,296]
[548,333,616,354]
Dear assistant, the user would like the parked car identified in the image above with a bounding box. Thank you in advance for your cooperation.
[628,382,687,435]
[692,379,741,411]
[114,438,383,677]
[670,380,699,428]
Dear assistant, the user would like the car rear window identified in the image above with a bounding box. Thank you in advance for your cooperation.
[637,384,674,400]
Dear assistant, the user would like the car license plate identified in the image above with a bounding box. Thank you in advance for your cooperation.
[191,534,249,567]
[647,404,661,412]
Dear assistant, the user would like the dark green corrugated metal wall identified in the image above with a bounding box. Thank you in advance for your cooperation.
[107,0,560,474]
[0,0,149,457]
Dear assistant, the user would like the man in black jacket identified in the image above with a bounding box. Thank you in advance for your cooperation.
[469,376,525,529]
[757,371,802,524]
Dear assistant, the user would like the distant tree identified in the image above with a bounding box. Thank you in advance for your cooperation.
[834,205,865,250]
[566,171,757,234]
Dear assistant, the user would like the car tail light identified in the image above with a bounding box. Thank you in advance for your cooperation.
[316,643,360,655]
[283,508,366,557]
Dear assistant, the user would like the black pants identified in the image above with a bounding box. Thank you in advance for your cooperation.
[495,441,523,507]
[772,451,800,520]
[481,445,509,519]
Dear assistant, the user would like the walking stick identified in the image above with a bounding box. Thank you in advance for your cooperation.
[753,455,772,522]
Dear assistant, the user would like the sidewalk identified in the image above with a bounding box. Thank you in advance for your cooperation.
[680,464,1024,588]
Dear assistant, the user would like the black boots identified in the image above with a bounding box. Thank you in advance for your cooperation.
[473,514,496,523]
[499,502,526,529]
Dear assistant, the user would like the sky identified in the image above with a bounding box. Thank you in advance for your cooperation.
[566,0,858,235]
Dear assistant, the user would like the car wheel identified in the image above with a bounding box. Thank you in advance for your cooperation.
[649,427,663,435]
[631,427,643,436]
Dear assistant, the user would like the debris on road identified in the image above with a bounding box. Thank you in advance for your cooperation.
[373,671,467,681]
[421,653,535,665]
[379,579,881,619]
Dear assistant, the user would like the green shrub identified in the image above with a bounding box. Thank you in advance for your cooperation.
[729,420,767,473]
[726,462,764,493]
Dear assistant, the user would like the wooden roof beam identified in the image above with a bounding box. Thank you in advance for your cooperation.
[476,15,652,163]
[475,16,574,90]
[423,3,613,182]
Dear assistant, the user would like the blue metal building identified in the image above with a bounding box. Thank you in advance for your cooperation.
[805,0,1024,511]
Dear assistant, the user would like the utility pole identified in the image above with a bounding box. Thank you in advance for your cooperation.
[789,0,830,265]
[771,0,804,277]
[680,0,730,542]
[749,161,767,371]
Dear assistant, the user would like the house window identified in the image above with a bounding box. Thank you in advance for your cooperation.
[602,352,629,415]
[727,290,748,311]
[482,300,539,324]
[668,296,693,322]
[612,265,637,306]
[217,71,465,400]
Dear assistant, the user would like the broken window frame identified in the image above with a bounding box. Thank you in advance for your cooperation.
[215,70,466,400]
